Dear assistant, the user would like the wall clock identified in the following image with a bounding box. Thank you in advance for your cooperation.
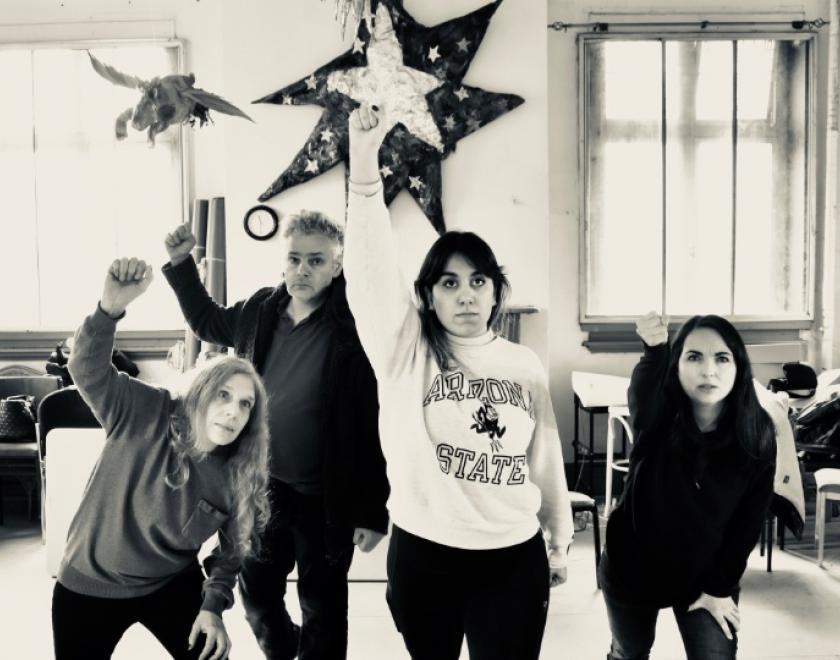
[243,204,279,241]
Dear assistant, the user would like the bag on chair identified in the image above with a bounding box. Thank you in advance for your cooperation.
[0,394,36,440]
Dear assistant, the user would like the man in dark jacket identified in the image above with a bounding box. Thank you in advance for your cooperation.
[163,211,389,660]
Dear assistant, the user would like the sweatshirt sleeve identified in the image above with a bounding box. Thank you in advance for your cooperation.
[526,357,574,570]
[628,343,670,442]
[349,353,390,534]
[200,522,241,616]
[343,181,422,378]
[67,306,171,439]
[161,256,243,349]
[700,460,775,597]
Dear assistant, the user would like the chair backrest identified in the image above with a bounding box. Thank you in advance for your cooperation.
[0,376,62,423]
[607,405,634,446]
[37,387,101,458]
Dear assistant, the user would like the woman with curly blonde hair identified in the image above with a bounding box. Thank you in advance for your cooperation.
[52,257,271,660]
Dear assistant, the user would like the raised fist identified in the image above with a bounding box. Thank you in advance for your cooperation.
[100,258,153,318]
[164,223,197,266]
[636,311,669,347]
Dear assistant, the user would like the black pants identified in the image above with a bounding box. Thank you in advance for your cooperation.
[599,552,739,660]
[238,479,354,660]
[52,565,206,659]
[386,525,550,660]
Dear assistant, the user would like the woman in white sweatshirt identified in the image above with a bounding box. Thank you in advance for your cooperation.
[343,104,573,660]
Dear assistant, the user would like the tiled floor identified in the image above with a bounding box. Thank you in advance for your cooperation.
[4,504,840,659]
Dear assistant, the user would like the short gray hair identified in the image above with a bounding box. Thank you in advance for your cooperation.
[283,210,344,248]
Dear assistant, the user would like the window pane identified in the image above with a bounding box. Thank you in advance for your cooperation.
[734,39,808,315]
[0,51,39,328]
[0,45,185,332]
[582,35,811,322]
[665,41,733,315]
[585,40,663,316]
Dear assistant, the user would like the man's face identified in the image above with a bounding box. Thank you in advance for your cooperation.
[283,232,342,304]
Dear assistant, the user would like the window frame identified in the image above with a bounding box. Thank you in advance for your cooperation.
[576,30,819,340]
[0,37,191,359]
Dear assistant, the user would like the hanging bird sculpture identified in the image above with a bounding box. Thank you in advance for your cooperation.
[87,51,253,145]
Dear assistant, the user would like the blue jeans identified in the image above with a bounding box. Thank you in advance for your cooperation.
[598,553,738,660]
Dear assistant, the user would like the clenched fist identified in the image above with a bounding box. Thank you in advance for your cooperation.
[636,311,669,347]
[100,258,153,319]
[164,223,197,266]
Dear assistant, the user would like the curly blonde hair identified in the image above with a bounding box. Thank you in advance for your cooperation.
[166,356,271,559]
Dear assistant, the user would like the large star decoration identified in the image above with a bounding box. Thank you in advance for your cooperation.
[254,0,523,233]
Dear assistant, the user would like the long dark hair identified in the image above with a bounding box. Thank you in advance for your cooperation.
[665,315,774,461]
[414,231,510,371]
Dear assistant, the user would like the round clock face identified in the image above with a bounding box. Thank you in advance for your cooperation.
[244,205,279,241]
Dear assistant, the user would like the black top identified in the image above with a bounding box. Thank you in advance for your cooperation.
[604,343,775,608]
[162,257,389,560]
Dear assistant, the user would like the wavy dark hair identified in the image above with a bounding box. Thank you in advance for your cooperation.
[414,231,510,371]
[167,356,271,559]
[665,315,774,461]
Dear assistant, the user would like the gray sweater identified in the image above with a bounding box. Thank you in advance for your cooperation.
[58,306,238,615]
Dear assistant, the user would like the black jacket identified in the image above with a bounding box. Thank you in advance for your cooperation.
[162,257,389,559]
[604,343,775,608]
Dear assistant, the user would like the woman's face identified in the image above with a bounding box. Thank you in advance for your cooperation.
[677,327,737,412]
[429,253,496,338]
[196,373,256,452]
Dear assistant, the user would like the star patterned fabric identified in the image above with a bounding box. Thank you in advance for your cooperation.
[254,0,523,233]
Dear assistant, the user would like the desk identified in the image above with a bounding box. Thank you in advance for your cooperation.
[571,372,630,496]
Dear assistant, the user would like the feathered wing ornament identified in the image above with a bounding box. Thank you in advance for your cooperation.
[87,51,253,145]
[323,0,372,38]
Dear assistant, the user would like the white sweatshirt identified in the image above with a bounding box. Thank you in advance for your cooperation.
[344,182,573,569]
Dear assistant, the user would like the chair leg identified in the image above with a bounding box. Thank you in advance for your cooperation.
[591,503,602,589]
[766,516,773,573]
[816,491,826,567]
[759,517,766,556]
[777,516,785,551]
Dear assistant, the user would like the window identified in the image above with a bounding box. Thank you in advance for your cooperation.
[580,34,814,324]
[0,42,186,333]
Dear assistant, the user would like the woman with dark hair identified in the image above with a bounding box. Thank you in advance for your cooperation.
[52,258,271,660]
[343,104,573,660]
[600,311,776,660]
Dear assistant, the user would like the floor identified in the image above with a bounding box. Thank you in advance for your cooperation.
[3,502,840,659]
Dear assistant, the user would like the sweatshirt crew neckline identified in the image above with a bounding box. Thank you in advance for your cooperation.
[446,329,496,348]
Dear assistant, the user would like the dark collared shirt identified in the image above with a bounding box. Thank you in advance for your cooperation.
[261,301,331,494]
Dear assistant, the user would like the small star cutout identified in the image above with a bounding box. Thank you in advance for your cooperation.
[304,158,319,173]
[282,95,292,105]
[457,37,471,52]
[428,45,441,62]
[466,117,481,132]
[454,87,470,101]
[443,115,456,130]
[353,37,365,54]
[380,164,393,178]
[305,74,318,90]
[320,128,335,142]
[409,176,424,190]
